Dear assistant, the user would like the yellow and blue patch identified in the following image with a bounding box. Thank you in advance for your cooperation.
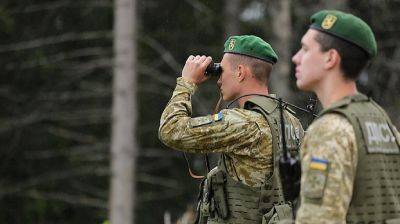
[213,112,223,122]
[309,157,328,171]
[304,156,329,201]
[190,112,223,128]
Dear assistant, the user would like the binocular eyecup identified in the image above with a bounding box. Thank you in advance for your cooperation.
[205,62,222,77]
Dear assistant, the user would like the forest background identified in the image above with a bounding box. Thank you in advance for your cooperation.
[0,0,399,223]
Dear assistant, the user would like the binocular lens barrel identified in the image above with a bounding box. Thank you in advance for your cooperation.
[205,62,222,76]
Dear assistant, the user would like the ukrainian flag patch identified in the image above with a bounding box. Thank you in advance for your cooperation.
[213,112,223,122]
[304,156,329,200]
[309,157,328,171]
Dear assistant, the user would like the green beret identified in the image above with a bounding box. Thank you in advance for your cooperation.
[310,10,377,58]
[223,35,278,64]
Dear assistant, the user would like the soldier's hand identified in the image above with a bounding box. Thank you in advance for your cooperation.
[182,55,212,84]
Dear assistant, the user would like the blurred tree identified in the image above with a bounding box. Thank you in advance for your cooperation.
[224,0,240,37]
[0,1,113,223]
[268,0,293,100]
[110,0,137,223]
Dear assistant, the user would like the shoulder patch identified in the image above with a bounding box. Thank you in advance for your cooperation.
[213,112,223,122]
[309,157,328,171]
[190,112,223,128]
[304,156,329,201]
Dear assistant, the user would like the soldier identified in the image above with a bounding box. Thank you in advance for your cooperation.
[159,35,304,223]
[292,10,400,223]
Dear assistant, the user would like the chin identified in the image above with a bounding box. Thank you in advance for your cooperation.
[296,81,310,91]
[222,96,230,101]
[222,95,233,102]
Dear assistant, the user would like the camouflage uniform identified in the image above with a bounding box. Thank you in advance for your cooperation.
[296,112,400,224]
[295,114,357,223]
[293,10,400,224]
[159,77,304,187]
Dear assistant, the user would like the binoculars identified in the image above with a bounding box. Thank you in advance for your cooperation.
[205,62,222,77]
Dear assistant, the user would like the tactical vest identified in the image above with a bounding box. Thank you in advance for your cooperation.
[204,96,302,224]
[320,94,400,223]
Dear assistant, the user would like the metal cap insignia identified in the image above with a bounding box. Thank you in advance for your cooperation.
[321,14,337,29]
[228,39,236,50]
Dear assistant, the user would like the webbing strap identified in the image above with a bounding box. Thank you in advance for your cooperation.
[182,152,204,179]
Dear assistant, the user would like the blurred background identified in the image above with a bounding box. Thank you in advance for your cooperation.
[0,0,399,223]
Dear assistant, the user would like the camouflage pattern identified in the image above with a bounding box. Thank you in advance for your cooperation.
[295,113,357,224]
[159,77,303,187]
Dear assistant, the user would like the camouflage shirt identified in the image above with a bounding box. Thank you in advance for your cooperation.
[159,78,303,187]
[296,113,357,224]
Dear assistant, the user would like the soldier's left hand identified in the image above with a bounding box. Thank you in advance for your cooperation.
[182,55,212,84]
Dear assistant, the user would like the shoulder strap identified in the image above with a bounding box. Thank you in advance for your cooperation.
[248,105,281,178]
[320,93,369,116]
[319,94,369,153]
[244,96,287,202]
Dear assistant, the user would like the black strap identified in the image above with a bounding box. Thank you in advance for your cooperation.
[182,152,205,179]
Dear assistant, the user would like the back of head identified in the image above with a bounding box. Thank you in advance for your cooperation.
[227,54,273,85]
[309,10,377,80]
[223,35,277,84]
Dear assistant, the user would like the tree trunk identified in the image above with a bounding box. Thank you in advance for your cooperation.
[110,0,138,223]
[268,0,292,100]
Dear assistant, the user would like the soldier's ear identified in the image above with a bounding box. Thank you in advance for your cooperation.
[324,49,340,70]
[237,64,245,82]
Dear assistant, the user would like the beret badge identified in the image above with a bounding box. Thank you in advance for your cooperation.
[321,14,337,29]
[228,39,236,50]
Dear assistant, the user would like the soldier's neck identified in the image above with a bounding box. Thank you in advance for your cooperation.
[237,88,269,108]
[316,77,357,109]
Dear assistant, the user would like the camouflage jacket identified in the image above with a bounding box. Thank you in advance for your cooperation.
[296,101,400,224]
[159,78,304,187]
[295,113,358,223]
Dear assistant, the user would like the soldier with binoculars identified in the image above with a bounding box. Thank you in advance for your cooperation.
[159,35,304,224]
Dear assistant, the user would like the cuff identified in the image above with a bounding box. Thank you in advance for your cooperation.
[175,77,198,95]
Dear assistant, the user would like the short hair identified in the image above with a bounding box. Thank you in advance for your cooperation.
[314,31,369,80]
[228,54,272,85]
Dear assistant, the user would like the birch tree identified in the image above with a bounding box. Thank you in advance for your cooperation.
[110,0,138,223]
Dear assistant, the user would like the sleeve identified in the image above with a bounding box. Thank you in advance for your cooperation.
[158,77,263,154]
[296,114,358,223]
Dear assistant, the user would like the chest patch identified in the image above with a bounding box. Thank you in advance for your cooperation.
[358,116,400,154]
